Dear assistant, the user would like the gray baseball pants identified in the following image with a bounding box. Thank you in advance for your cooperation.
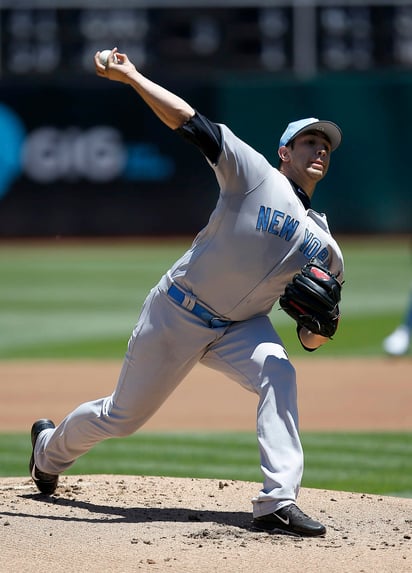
[34,278,303,517]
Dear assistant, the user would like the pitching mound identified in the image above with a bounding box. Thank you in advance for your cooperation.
[1,475,411,572]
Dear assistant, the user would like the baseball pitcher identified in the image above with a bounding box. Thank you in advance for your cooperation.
[29,48,344,537]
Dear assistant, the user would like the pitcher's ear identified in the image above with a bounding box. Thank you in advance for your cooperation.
[278,145,289,162]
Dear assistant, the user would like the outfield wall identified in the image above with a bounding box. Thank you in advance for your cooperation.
[0,73,410,236]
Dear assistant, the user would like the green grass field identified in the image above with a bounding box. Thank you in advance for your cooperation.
[1,431,411,498]
[0,237,410,496]
[0,237,410,358]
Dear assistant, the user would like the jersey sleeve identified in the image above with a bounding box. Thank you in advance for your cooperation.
[175,111,223,165]
[176,111,272,196]
[213,125,272,195]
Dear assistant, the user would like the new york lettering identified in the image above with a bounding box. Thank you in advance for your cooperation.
[255,206,329,261]
[256,206,299,241]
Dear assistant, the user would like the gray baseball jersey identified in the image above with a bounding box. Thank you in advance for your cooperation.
[168,124,344,320]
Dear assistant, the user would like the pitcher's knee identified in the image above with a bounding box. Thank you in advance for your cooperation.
[252,342,295,379]
[277,359,296,383]
[108,418,138,438]
[259,355,296,386]
[101,398,144,438]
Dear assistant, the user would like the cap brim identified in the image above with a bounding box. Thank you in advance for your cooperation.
[293,120,342,151]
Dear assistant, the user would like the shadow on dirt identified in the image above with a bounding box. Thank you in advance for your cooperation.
[2,492,254,531]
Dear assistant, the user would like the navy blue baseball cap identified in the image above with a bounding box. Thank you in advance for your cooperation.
[279,117,342,151]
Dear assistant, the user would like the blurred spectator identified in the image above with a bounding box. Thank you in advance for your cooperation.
[382,288,412,356]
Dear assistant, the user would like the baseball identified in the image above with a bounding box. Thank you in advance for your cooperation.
[99,50,118,66]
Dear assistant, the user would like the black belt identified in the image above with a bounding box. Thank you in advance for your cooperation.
[167,284,233,329]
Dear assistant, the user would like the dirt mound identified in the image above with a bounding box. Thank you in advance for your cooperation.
[1,475,411,572]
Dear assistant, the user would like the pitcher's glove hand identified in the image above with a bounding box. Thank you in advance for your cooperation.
[279,259,342,338]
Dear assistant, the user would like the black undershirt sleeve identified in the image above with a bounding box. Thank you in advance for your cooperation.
[175,111,223,165]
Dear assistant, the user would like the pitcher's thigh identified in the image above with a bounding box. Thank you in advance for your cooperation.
[111,289,219,423]
[201,316,295,394]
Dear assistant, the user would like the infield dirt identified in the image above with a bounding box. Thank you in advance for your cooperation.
[1,357,411,572]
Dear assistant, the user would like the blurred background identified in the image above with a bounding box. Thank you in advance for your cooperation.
[0,0,411,236]
[0,0,411,358]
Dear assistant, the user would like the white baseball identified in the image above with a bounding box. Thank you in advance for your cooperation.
[99,50,118,66]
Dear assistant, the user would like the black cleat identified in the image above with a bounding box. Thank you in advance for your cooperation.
[253,503,326,537]
[29,419,58,495]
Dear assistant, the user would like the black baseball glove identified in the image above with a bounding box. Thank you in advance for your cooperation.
[279,259,342,338]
